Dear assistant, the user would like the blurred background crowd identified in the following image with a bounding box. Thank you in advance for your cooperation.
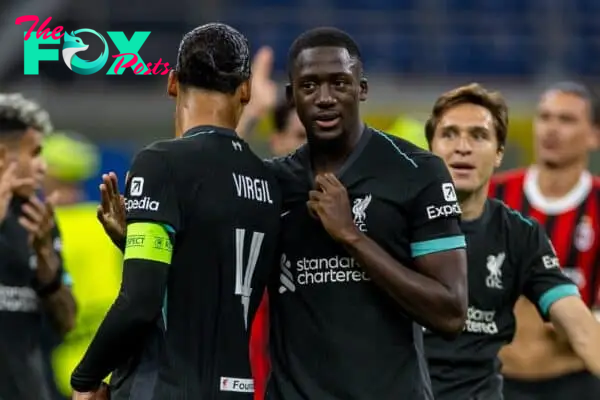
[1,0,600,398]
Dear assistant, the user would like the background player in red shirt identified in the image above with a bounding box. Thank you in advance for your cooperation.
[489,82,600,399]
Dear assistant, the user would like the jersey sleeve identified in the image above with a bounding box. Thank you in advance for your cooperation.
[521,220,580,321]
[408,156,466,258]
[124,148,181,232]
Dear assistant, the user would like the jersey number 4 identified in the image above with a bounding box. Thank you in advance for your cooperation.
[234,228,265,330]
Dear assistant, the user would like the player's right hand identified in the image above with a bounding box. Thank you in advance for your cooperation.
[97,172,126,246]
[0,161,35,224]
[247,46,277,117]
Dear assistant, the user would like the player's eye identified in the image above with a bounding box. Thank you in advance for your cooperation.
[440,129,455,138]
[333,80,347,89]
[301,82,316,91]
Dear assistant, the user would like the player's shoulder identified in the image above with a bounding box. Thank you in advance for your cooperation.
[590,173,600,190]
[487,198,539,235]
[263,144,309,183]
[367,127,447,173]
[490,168,527,185]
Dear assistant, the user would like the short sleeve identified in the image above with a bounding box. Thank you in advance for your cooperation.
[409,156,466,258]
[521,220,580,321]
[124,148,181,232]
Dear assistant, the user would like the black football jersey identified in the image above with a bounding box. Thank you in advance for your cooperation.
[119,125,281,399]
[424,199,579,400]
[265,127,465,400]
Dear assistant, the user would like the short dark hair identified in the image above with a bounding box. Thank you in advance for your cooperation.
[0,93,52,136]
[543,81,600,126]
[175,23,251,94]
[287,27,362,76]
[273,98,295,133]
[425,83,508,149]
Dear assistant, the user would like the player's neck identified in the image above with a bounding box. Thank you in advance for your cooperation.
[176,94,239,136]
[535,161,587,199]
[309,122,364,175]
[458,187,488,221]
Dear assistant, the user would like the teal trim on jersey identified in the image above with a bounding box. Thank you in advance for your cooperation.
[502,204,533,226]
[164,224,175,234]
[411,235,466,257]
[539,284,580,316]
[62,272,73,286]
[372,128,418,168]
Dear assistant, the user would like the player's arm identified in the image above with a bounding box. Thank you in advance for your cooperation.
[70,148,180,393]
[38,225,77,336]
[311,158,467,336]
[521,222,600,376]
[349,157,467,336]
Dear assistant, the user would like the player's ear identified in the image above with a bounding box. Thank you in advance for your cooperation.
[167,70,178,98]
[239,80,251,105]
[494,145,505,168]
[359,77,368,102]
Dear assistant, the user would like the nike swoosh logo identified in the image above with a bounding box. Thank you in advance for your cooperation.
[280,210,291,217]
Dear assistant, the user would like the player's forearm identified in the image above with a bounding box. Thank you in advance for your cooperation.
[35,246,77,334]
[342,233,466,335]
[550,297,600,376]
[42,285,77,335]
[71,262,167,391]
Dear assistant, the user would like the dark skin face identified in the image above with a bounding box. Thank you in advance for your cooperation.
[287,47,368,146]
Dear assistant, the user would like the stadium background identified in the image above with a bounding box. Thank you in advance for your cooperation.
[2,0,600,396]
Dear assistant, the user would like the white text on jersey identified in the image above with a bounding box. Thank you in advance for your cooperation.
[232,173,273,204]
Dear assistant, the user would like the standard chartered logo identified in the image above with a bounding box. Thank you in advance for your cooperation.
[296,255,370,285]
[464,306,498,335]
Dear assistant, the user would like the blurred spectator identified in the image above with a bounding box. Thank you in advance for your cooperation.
[269,100,306,157]
[42,131,123,398]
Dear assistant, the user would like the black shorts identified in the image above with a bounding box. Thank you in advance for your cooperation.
[503,370,600,400]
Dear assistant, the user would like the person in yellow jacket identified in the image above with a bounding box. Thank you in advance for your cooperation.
[387,115,428,149]
[42,132,122,398]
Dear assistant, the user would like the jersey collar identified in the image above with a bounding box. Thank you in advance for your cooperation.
[524,166,592,215]
[299,125,373,186]
[181,125,238,139]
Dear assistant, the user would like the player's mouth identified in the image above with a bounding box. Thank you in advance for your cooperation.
[449,162,475,176]
[314,112,341,129]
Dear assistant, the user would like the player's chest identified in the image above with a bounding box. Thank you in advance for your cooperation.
[280,190,409,255]
[465,233,519,309]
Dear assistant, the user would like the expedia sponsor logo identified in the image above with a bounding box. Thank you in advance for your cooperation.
[426,203,462,220]
[125,197,159,212]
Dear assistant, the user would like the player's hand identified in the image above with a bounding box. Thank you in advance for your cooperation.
[247,46,277,117]
[72,383,110,400]
[0,161,35,224]
[307,173,361,243]
[97,172,126,246]
[19,192,58,250]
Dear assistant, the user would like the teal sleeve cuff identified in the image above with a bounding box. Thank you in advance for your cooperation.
[411,235,466,257]
[538,284,580,316]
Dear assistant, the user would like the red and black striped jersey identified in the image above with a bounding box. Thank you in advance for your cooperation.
[489,167,600,307]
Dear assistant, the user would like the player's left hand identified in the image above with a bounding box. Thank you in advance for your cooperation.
[307,173,361,243]
[19,192,58,250]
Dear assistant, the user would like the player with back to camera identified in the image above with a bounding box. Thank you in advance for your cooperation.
[422,83,600,400]
[70,23,281,400]
[95,27,469,400]
[490,82,600,399]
